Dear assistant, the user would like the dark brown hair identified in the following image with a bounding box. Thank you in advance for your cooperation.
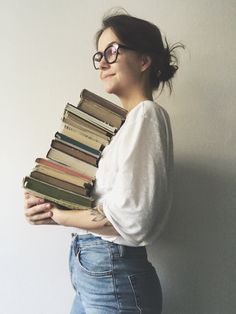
[95,13,184,93]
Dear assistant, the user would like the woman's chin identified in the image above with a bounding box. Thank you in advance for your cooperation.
[103,84,115,94]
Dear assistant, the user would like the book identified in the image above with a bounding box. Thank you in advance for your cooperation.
[65,103,117,135]
[50,139,98,166]
[35,158,94,182]
[63,110,111,140]
[46,148,97,178]
[23,176,93,209]
[30,171,91,196]
[33,163,93,187]
[79,89,127,128]
[55,132,101,158]
[59,121,107,150]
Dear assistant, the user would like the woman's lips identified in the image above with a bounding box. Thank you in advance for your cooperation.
[101,73,115,80]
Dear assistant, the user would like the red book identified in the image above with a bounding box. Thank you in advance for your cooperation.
[35,158,93,182]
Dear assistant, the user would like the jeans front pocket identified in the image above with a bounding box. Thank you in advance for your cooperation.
[128,267,162,313]
[77,244,113,277]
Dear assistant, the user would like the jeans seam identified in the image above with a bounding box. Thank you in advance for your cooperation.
[110,244,121,312]
[128,275,142,313]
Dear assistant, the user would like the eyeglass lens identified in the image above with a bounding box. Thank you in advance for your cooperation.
[93,44,118,69]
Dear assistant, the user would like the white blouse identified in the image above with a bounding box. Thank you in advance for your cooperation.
[76,100,173,246]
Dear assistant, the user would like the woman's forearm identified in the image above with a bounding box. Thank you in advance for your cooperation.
[51,205,119,236]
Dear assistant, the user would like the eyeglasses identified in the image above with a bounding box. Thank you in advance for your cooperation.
[92,42,135,70]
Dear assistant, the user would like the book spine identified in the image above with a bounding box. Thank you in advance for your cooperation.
[55,132,101,157]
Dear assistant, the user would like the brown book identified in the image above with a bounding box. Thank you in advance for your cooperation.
[79,89,127,128]
[51,139,98,166]
[30,171,92,196]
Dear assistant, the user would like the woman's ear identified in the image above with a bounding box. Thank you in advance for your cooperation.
[140,55,152,72]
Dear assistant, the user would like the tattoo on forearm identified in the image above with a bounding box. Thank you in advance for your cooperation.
[90,204,112,227]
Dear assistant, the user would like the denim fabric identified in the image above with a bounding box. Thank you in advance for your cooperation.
[69,234,162,314]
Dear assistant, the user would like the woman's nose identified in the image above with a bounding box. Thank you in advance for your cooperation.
[99,56,109,69]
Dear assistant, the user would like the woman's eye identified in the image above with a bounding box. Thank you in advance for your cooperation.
[106,46,117,57]
[95,53,102,61]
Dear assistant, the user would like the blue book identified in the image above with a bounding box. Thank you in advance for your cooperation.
[55,132,101,158]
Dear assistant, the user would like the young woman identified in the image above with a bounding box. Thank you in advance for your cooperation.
[24,12,183,314]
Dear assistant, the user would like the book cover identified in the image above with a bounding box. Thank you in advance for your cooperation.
[23,176,94,209]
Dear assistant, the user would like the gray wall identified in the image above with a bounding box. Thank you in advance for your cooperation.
[0,1,235,313]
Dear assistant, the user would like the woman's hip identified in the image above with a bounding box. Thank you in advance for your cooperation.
[69,233,162,313]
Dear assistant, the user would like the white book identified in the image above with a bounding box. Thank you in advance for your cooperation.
[46,148,97,179]
[65,103,117,135]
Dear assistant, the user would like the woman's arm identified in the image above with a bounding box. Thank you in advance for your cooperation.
[24,192,119,236]
[50,205,119,236]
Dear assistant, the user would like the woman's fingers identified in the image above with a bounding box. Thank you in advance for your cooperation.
[24,191,53,224]
[24,193,45,209]
[26,211,53,224]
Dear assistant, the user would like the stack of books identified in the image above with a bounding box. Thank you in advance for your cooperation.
[23,89,127,210]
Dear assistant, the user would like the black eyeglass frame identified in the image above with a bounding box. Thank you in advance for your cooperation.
[92,42,135,70]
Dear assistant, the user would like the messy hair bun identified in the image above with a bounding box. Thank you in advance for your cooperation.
[95,12,184,93]
[150,41,184,92]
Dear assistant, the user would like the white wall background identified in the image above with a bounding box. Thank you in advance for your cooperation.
[0,0,235,313]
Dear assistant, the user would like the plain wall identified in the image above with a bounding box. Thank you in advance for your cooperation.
[0,0,235,313]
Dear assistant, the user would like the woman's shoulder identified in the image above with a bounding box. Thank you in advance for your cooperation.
[128,100,170,125]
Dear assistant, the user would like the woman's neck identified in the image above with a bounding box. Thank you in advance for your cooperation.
[119,89,153,113]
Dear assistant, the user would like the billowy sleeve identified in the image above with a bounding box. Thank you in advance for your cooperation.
[101,106,173,246]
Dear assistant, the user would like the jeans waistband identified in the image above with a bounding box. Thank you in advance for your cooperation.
[71,233,147,259]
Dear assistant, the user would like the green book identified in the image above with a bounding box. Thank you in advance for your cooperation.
[23,176,93,209]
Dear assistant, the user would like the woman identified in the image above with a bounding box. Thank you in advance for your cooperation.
[24,12,183,313]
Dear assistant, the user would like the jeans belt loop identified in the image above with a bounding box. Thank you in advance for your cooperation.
[118,244,125,257]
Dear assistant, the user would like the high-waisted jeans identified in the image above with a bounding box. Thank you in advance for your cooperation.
[69,234,162,314]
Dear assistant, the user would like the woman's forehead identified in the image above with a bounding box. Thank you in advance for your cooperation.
[98,28,120,50]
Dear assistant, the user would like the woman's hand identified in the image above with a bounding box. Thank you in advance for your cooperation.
[24,192,56,225]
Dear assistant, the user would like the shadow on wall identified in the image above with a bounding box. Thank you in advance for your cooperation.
[148,159,236,314]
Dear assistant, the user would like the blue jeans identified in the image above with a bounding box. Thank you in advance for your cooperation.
[69,234,162,314]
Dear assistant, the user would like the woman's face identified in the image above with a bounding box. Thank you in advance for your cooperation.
[97,27,145,97]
